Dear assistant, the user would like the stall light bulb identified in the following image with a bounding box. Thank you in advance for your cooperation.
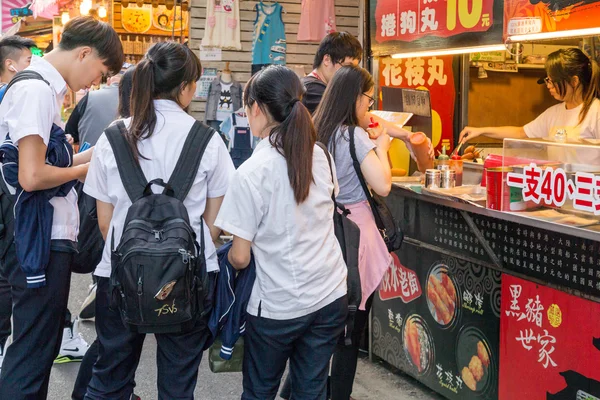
[98,5,107,18]
[508,27,600,43]
[391,44,506,59]
[80,1,91,15]
[61,11,70,24]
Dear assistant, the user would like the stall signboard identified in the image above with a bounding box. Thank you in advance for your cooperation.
[374,0,494,43]
[2,0,31,33]
[372,243,501,400]
[379,55,455,161]
[507,163,600,215]
[499,275,600,399]
[504,0,600,38]
[370,0,504,56]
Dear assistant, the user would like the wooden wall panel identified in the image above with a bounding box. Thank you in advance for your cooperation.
[468,68,558,134]
[189,0,361,120]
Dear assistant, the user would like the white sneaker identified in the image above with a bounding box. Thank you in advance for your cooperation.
[54,318,90,364]
[79,282,97,321]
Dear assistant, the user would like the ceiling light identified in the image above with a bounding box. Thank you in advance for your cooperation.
[508,27,600,42]
[391,44,506,59]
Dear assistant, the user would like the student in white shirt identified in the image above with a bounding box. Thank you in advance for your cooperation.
[0,17,123,399]
[83,42,234,400]
[215,65,348,400]
[460,48,600,165]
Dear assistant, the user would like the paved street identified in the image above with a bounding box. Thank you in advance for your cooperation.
[46,273,444,400]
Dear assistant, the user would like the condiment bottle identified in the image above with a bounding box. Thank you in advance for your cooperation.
[437,145,450,169]
[409,132,434,173]
[367,117,379,139]
[449,155,463,186]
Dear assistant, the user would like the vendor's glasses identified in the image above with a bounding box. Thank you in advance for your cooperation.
[362,93,375,108]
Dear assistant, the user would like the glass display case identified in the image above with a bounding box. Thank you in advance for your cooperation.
[497,137,600,230]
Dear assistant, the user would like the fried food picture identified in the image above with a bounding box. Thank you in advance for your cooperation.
[461,367,477,391]
[477,340,490,367]
[461,340,491,391]
[426,271,457,325]
[404,319,422,371]
[469,355,484,381]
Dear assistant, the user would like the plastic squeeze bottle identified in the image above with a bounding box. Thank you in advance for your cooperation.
[410,132,434,173]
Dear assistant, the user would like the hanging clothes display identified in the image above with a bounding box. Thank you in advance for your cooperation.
[251,1,286,75]
[220,109,259,168]
[201,0,242,50]
[297,0,336,42]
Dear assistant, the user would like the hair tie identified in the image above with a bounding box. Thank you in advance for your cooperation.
[290,98,299,107]
[146,56,155,64]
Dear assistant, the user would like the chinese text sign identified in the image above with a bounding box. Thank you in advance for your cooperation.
[374,0,494,43]
[499,275,600,399]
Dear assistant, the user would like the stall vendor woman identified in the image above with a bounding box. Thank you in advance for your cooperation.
[460,48,600,158]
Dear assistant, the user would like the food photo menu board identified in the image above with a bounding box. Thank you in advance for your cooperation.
[372,243,501,399]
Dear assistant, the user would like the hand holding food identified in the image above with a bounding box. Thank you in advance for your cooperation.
[459,126,484,143]
[374,128,391,152]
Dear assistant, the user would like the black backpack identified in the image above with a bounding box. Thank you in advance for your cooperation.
[316,142,362,346]
[105,120,214,334]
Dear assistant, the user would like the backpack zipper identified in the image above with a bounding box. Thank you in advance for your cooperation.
[120,248,196,266]
[137,264,144,322]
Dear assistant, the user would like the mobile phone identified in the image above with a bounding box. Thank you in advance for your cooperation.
[79,142,91,153]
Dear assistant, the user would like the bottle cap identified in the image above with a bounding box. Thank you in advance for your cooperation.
[368,117,379,129]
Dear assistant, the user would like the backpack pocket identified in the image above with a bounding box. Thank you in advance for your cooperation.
[115,248,196,333]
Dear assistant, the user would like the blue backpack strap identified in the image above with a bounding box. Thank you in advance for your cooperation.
[167,121,215,202]
[104,121,148,203]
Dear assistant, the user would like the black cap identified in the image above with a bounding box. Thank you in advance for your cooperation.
[537,76,546,84]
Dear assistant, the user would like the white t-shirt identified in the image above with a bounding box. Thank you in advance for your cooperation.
[0,55,79,241]
[524,99,600,165]
[215,140,347,320]
[84,100,235,277]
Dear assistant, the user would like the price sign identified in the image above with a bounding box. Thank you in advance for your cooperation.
[373,0,494,43]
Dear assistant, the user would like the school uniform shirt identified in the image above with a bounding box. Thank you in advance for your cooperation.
[524,98,600,165]
[84,100,235,277]
[0,55,78,241]
[215,140,348,320]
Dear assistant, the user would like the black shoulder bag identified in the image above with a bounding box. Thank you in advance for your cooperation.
[316,142,362,346]
[348,126,404,252]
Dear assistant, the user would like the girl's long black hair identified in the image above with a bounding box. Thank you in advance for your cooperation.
[128,41,201,159]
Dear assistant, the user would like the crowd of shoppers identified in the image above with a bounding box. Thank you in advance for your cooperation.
[0,19,433,400]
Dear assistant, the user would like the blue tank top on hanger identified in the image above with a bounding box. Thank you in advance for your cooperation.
[252,1,286,66]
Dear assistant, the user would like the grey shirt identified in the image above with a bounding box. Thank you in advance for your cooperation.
[328,125,376,205]
[79,84,120,146]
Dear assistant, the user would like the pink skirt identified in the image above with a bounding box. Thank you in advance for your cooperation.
[344,201,392,310]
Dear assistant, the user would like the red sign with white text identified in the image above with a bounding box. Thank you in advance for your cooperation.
[507,163,600,215]
[379,55,455,153]
[374,0,494,43]
[499,275,600,399]
[380,252,422,302]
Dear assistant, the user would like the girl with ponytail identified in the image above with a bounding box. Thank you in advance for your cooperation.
[83,41,234,398]
[460,48,600,164]
[215,65,348,399]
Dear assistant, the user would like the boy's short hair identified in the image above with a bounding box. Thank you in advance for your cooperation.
[313,32,363,70]
[0,35,35,74]
[59,16,123,75]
